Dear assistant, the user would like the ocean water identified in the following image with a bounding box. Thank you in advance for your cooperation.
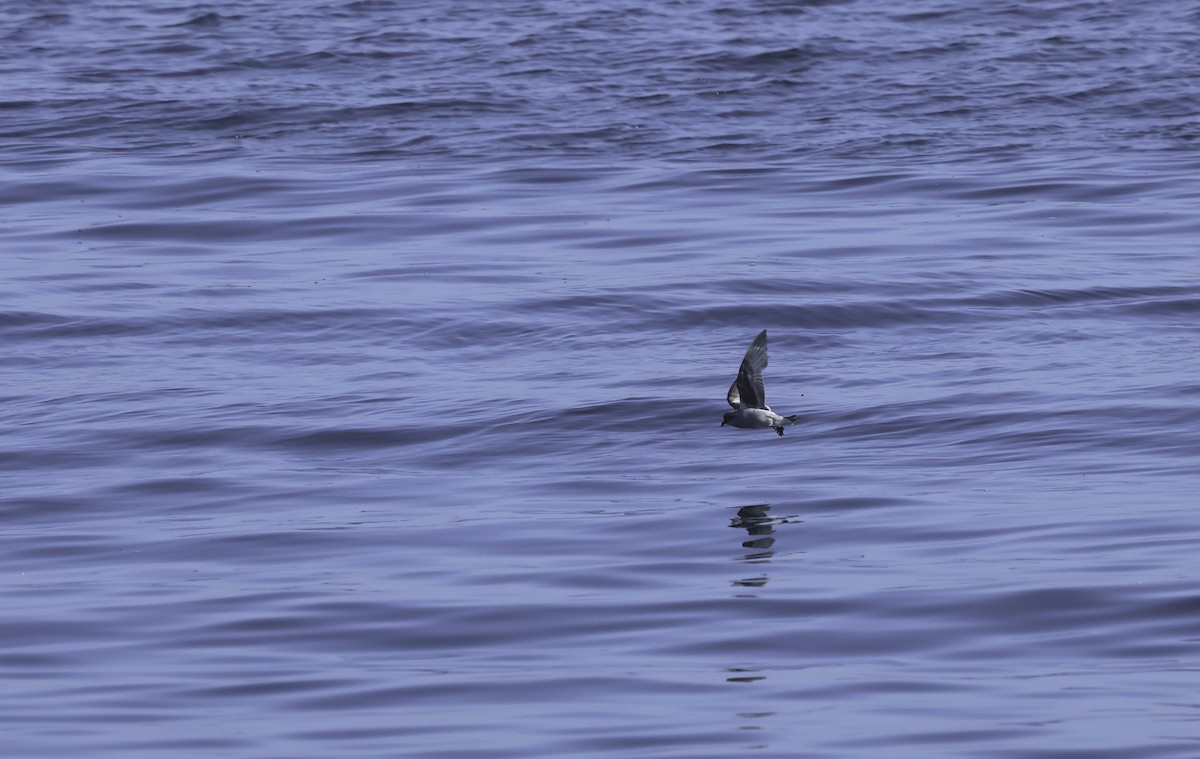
[4,1,1200,757]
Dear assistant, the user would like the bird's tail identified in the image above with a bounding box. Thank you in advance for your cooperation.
[784,415,800,424]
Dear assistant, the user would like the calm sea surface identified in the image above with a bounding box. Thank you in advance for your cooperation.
[4,1,1200,757]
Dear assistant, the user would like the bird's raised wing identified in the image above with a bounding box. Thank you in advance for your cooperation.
[726,329,768,409]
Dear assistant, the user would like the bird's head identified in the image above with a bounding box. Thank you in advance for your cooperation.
[721,411,736,427]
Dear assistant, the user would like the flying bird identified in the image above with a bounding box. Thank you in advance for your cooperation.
[722,329,800,436]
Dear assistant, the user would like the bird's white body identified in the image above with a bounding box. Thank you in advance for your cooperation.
[723,406,794,430]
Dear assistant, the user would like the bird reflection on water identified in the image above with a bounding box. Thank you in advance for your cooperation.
[729,503,800,588]
[732,504,777,559]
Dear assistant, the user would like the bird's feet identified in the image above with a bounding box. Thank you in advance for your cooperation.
[774,427,785,436]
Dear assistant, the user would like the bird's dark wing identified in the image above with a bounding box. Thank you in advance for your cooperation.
[726,329,768,409]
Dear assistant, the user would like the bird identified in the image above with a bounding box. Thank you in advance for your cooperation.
[722,329,800,436]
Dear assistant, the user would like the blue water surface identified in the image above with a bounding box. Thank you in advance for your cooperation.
[4,1,1200,757]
